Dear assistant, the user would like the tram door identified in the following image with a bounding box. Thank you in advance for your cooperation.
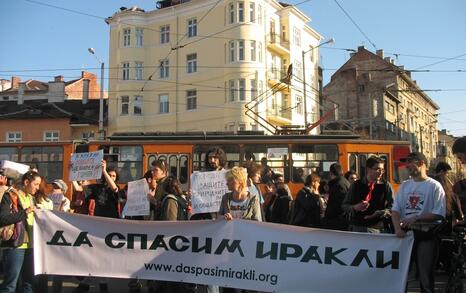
[147,153,190,190]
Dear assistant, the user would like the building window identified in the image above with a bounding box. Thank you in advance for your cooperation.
[296,95,303,114]
[160,25,170,44]
[238,123,246,131]
[187,53,197,73]
[238,2,244,22]
[135,28,144,47]
[82,132,95,140]
[121,96,129,115]
[293,27,301,47]
[258,42,262,62]
[229,3,235,24]
[122,62,130,80]
[44,131,59,142]
[229,41,236,62]
[358,84,365,93]
[250,79,256,100]
[293,60,302,78]
[229,80,235,101]
[373,98,378,117]
[258,4,262,25]
[134,96,143,115]
[6,132,21,143]
[159,59,169,79]
[123,28,131,47]
[238,40,244,61]
[250,40,256,61]
[187,90,197,110]
[187,18,197,37]
[239,79,246,101]
[135,62,143,80]
[159,94,169,113]
[249,2,255,23]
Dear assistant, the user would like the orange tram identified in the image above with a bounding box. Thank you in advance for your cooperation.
[0,132,411,197]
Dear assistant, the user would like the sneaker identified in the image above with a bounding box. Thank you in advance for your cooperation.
[72,283,90,293]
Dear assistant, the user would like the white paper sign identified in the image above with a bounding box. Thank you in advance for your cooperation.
[68,150,104,181]
[48,193,65,211]
[34,211,414,293]
[123,179,150,216]
[191,170,229,214]
[0,160,30,179]
[267,148,288,158]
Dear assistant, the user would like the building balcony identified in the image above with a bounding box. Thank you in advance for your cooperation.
[267,107,292,126]
[266,33,290,56]
[267,69,290,93]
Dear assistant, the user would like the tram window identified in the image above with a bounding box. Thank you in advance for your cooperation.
[148,154,157,167]
[0,147,19,161]
[180,155,188,184]
[291,144,338,182]
[107,146,143,183]
[243,144,289,182]
[349,154,357,174]
[359,154,367,179]
[193,144,240,171]
[169,155,177,177]
[20,146,63,182]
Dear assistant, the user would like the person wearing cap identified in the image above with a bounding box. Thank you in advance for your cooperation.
[342,156,393,233]
[49,179,70,212]
[391,152,446,293]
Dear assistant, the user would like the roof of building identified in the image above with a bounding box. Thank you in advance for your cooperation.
[1,79,49,95]
[0,99,101,125]
[329,46,439,110]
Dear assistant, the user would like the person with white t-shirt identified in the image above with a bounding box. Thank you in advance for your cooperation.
[392,152,446,293]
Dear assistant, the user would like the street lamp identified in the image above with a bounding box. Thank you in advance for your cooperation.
[302,38,335,129]
[88,47,105,140]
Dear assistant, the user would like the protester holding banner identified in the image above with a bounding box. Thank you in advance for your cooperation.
[289,173,323,228]
[191,146,227,222]
[85,160,120,219]
[342,156,393,233]
[34,177,54,211]
[49,180,71,212]
[267,186,292,224]
[0,171,39,293]
[219,166,262,221]
[392,152,446,293]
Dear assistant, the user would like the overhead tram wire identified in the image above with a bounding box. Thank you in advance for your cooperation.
[413,52,466,70]
[332,0,377,50]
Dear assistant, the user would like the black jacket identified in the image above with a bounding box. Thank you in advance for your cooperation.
[266,194,292,224]
[0,192,27,248]
[290,187,321,228]
[342,178,393,227]
[322,175,350,230]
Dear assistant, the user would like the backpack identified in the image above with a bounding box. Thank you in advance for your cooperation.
[161,194,189,221]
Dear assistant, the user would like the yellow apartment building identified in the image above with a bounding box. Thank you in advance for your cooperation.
[105,0,323,135]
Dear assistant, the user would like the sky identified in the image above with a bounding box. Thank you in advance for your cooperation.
[1,0,465,137]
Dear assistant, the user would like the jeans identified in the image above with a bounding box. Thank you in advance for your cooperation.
[0,248,34,293]
[413,237,437,293]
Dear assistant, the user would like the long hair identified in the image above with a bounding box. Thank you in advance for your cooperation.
[204,146,227,171]
[34,176,48,204]
[164,176,183,197]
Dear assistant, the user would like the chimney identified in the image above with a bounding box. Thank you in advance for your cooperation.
[11,76,21,88]
[376,49,384,59]
[18,83,25,105]
[384,57,394,64]
[54,75,64,82]
[357,46,365,52]
[82,79,89,104]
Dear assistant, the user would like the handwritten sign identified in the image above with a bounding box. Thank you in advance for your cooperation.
[123,179,150,217]
[68,150,103,181]
[191,170,229,214]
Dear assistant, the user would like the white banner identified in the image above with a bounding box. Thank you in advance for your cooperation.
[123,179,150,217]
[191,170,229,214]
[34,211,413,293]
[68,150,104,181]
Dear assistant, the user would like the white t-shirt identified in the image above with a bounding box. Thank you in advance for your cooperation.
[392,177,446,219]
[230,197,250,219]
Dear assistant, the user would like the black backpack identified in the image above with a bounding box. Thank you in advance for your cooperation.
[160,194,189,221]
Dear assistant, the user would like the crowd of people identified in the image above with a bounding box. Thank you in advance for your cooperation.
[0,137,466,293]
